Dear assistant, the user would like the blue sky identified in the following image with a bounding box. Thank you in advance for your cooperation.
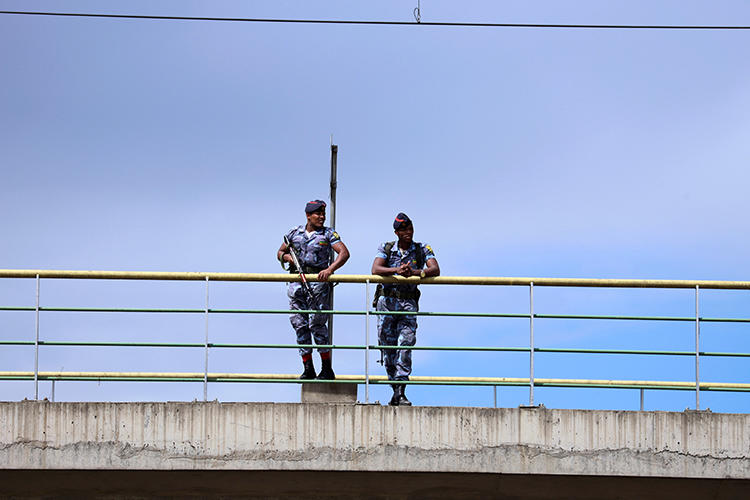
[1,1,749,411]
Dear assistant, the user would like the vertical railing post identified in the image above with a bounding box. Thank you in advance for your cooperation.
[640,389,644,411]
[365,280,370,403]
[204,276,210,402]
[529,281,535,406]
[34,274,40,400]
[695,285,700,410]
[493,386,497,408]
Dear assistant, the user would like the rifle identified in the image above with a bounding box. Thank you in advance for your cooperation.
[283,235,319,309]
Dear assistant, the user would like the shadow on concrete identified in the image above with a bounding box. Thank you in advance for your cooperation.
[1,470,748,499]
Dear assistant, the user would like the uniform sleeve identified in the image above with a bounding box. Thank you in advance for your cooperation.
[422,243,436,262]
[327,228,342,245]
[375,242,388,260]
[285,226,297,243]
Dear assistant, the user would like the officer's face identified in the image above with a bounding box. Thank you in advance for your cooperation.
[395,224,414,244]
[306,208,326,229]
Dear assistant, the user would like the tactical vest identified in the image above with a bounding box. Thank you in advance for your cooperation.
[372,241,425,306]
[382,241,425,270]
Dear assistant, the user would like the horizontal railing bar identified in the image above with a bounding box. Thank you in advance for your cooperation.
[2,340,749,358]
[42,307,205,313]
[215,308,354,315]
[2,371,749,391]
[538,313,750,323]
[3,269,750,289]
[538,313,693,321]
[700,317,750,323]
[529,383,750,392]
[2,306,529,318]
[49,341,204,348]
[370,311,527,318]
[5,305,750,324]
[0,341,528,352]
[535,347,750,357]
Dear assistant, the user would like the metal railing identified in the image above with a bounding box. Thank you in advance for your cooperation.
[1,269,749,409]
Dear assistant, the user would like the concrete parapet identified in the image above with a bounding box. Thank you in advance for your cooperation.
[1,401,748,480]
[300,382,357,403]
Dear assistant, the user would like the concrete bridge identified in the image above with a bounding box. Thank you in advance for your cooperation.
[1,400,749,499]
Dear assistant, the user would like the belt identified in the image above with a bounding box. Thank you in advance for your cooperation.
[381,289,420,300]
[289,265,325,274]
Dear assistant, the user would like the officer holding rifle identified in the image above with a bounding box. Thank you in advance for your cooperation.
[277,200,350,380]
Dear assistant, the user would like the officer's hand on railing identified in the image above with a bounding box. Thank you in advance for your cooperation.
[318,268,333,281]
[396,263,412,277]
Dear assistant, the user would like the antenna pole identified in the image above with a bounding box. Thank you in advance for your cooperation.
[328,141,338,354]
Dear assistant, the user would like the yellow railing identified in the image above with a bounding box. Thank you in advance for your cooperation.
[2,269,750,289]
[1,269,749,409]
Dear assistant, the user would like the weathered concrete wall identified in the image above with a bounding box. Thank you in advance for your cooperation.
[1,401,748,480]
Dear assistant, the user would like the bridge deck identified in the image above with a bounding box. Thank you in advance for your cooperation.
[1,401,748,498]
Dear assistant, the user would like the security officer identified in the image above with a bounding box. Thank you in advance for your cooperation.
[277,200,350,380]
[371,213,439,406]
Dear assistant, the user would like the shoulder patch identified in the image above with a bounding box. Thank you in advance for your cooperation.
[332,231,340,240]
[425,245,433,254]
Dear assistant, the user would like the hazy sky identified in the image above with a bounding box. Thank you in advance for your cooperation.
[1,1,749,411]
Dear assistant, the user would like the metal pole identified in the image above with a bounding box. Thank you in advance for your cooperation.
[529,282,535,405]
[204,276,209,402]
[695,285,700,410]
[330,142,338,229]
[34,274,40,400]
[493,386,497,408]
[365,279,370,403]
[328,142,338,355]
[640,389,644,411]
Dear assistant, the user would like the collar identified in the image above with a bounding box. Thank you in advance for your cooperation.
[395,241,416,253]
[300,225,325,235]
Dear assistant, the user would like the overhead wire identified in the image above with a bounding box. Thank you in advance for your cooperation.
[1,10,750,30]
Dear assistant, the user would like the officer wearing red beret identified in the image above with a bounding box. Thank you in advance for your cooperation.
[278,200,350,379]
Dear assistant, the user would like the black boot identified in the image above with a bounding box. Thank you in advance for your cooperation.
[397,385,412,406]
[389,385,400,406]
[299,358,316,380]
[317,357,335,380]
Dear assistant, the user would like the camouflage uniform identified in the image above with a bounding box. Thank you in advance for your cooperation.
[375,241,436,380]
[285,225,341,356]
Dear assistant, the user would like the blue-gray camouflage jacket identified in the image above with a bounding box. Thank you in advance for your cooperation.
[285,226,342,270]
[376,241,436,292]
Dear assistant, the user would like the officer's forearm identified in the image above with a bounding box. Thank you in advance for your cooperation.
[422,261,440,277]
[418,267,435,278]
[372,265,397,276]
[327,252,349,273]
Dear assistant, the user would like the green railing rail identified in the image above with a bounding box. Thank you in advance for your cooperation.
[1,269,749,408]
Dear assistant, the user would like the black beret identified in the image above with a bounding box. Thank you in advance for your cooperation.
[393,212,412,230]
[305,200,327,213]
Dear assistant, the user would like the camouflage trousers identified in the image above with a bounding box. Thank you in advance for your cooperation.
[288,281,331,356]
[376,296,417,381]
